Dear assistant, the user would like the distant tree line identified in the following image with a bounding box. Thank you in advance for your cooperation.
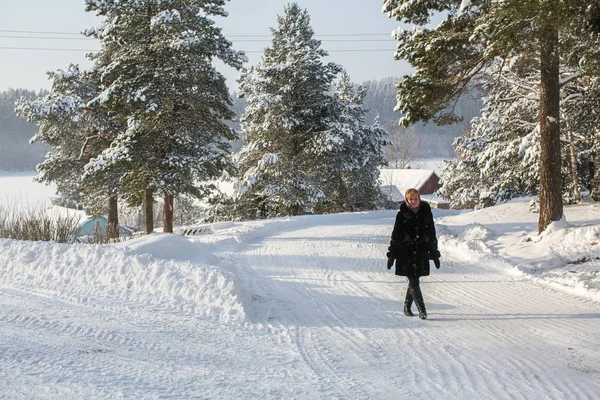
[2,77,481,175]
[0,89,49,171]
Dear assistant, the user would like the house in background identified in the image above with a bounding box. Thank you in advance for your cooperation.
[379,168,450,209]
[77,215,134,238]
[48,206,134,239]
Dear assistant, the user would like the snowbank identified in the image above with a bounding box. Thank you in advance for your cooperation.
[435,200,600,302]
[0,234,245,323]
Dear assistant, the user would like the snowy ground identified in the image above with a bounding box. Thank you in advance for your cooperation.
[1,172,599,399]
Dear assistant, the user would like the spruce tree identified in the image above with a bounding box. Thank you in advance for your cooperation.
[314,71,388,213]
[440,58,540,208]
[235,3,342,218]
[84,0,245,233]
[383,0,600,232]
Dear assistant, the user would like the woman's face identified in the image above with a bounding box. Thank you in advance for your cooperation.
[406,193,420,209]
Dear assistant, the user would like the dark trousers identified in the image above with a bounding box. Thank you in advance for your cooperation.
[405,277,420,303]
[408,277,420,293]
[405,276,426,315]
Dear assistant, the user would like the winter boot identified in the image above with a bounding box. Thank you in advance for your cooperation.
[410,285,427,320]
[416,300,427,320]
[403,288,414,316]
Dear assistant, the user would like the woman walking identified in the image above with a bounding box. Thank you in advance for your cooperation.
[386,188,440,319]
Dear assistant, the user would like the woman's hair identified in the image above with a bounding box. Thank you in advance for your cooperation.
[405,188,420,198]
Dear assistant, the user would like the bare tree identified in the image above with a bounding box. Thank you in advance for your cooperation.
[384,118,422,168]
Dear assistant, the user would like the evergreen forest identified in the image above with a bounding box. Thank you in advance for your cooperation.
[2,1,600,235]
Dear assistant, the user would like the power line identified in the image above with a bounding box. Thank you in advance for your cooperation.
[0,29,393,38]
[228,33,392,38]
[0,29,398,53]
[0,46,98,52]
[0,29,80,35]
[0,35,95,41]
[0,35,393,42]
[0,46,396,53]
[235,39,394,42]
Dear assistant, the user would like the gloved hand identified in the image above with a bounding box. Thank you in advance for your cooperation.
[428,249,441,269]
[387,256,395,270]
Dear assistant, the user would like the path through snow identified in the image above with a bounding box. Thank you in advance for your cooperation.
[1,210,599,399]
[222,212,600,399]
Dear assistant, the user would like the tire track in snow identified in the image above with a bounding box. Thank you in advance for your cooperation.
[240,222,448,398]
[0,288,152,399]
[422,257,600,399]
[236,238,375,398]
[0,286,297,400]
[298,225,505,399]
[256,224,461,398]
[294,226,435,399]
[233,214,600,399]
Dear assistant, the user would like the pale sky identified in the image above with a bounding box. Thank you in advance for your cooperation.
[0,0,412,93]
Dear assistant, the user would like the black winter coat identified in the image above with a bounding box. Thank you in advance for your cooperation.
[388,201,438,278]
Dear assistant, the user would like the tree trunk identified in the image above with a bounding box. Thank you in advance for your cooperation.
[567,131,580,203]
[107,194,119,239]
[593,129,600,201]
[144,188,154,235]
[538,26,563,233]
[163,193,174,233]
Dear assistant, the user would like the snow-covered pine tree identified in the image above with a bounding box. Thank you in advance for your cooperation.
[15,65,124,238]
[439,58,540,208]
[76,67,126,238]
[383,0,600,232]
[559,76,600,203]
[313,71,388,213]
[84,0,245,233]
[440,55,598,209]
[15,65,87,206]
[235,3,342,218]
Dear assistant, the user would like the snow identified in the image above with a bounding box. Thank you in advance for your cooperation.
[150,10,181,28]
[1,172,600,399]
[46,205,88,224]
[379,167,438,194]
[460,0,472,14]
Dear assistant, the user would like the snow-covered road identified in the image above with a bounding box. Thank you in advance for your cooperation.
[227,212,600,399]
[1,210,599,399]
